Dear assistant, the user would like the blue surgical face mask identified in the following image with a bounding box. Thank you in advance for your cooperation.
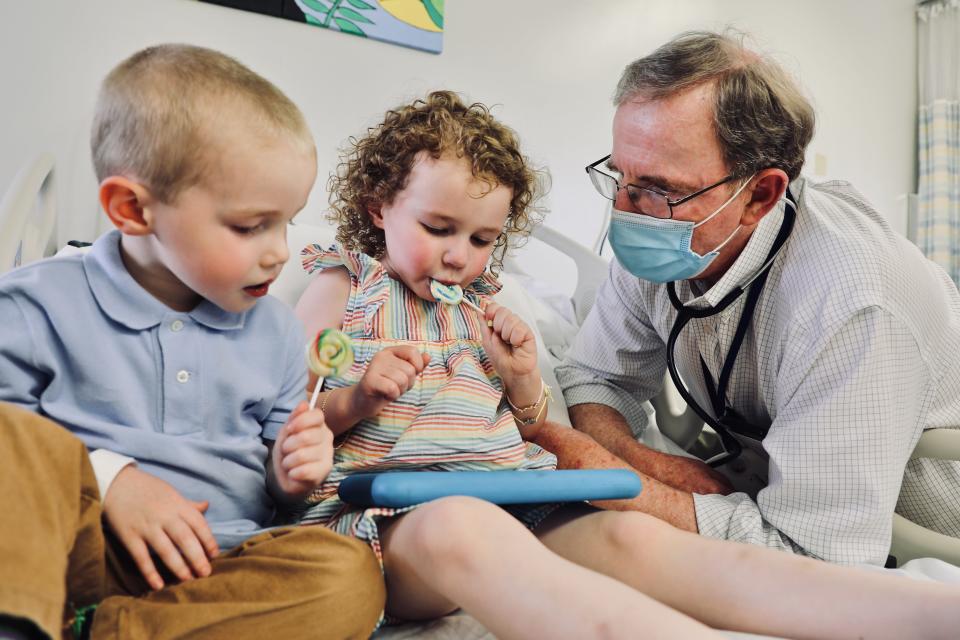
[607,176,754,283]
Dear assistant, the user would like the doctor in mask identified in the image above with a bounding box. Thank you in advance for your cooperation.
[601,163,757,285]
[556,29,960,567]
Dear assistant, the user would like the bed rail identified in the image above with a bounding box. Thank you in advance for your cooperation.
[0,154,57,273]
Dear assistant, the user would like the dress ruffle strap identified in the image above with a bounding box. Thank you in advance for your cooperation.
[466,271,503,298]
[300,243,393,334]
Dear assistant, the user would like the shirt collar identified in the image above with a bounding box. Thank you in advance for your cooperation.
[681,200,786,312]
[84,230,246,331]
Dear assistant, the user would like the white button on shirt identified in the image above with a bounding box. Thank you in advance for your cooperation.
[171,319,184,332]
[0,230,309,551]
[557,177,960,565]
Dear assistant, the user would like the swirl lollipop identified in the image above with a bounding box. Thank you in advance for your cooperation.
[430,279,483,314]
[306,328,354,410]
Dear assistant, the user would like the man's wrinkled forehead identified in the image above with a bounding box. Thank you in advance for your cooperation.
[610,85,726,191]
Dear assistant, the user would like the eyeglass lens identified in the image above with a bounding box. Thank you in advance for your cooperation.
[589,168,670,218]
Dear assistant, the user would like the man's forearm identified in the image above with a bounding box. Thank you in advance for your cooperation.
[535,420,698,530]
[567,403,733,496]
[568,402,650,458]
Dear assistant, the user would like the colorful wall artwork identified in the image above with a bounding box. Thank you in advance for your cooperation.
[199,0,444,54]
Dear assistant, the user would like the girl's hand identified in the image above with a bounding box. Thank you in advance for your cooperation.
[353,345,431,419]
[270,401,334,500]
[480,302,539,389]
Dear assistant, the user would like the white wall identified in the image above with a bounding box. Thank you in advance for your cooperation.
[0,0,917,288]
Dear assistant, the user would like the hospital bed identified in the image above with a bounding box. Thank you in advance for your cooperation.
[3,154,960,639]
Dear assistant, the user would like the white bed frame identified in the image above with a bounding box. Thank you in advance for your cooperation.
[0,154,57,272]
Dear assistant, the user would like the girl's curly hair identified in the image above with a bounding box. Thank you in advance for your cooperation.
[327,90,547,274]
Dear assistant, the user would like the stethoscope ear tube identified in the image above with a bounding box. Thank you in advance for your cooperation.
[662,192,797,468]
[665,309,742,467]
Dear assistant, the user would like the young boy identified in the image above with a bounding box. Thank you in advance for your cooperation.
[0,45,384,639]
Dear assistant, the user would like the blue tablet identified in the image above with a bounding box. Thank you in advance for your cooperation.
[338,469,642,508]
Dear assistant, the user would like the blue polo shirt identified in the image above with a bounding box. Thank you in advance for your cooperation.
[0,230,307,550]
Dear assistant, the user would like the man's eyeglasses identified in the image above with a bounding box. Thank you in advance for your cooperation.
[586,154,736,219]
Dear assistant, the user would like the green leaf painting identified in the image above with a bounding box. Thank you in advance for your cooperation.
[422,0,443,29]
[333,16,367,36]
[339,7,373,24]
[300,0,329,13]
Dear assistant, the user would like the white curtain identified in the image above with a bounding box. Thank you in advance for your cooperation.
[917,1,960,284]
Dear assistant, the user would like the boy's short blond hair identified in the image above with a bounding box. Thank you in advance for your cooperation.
[91,44,312,204]
[328,90,547,274]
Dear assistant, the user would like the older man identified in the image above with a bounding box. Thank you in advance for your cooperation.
[556,30,960,566]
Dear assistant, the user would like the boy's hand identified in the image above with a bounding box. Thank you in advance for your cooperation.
[352,345,430,419]
[271,401,334,499]
[480,302,539,387]
[102,465,219,591]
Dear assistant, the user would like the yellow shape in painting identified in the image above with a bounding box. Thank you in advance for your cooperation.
[380,0,442,32]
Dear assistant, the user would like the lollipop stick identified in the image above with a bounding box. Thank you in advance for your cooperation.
[462,298,484,315]
[308,376,326,411]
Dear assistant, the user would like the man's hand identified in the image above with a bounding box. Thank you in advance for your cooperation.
[605,430,735,495]
[102,465,219,590]
[270,401,335,500]
[654,454,734,495]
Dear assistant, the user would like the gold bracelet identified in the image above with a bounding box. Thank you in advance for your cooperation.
[506,380,551,427]
[506,378,547,413]
[513,396,549,427]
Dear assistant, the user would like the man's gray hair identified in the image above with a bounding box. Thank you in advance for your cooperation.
[615,30,814,180]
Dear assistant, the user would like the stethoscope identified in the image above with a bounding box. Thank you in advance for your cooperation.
[664,191,797,467]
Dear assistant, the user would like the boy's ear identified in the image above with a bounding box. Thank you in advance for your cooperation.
[98,176,154,235]
[367,203,385,229]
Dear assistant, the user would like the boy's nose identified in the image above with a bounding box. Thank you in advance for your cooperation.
[263,230,290,268]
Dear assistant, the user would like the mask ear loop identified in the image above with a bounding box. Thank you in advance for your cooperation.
[688,175,755,262]
[688,175,757,262]
[705,220,743,255]
[692,174,757,229]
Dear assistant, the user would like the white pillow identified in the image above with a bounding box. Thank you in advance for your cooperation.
[278,222,572,426]
[494,272,572,426]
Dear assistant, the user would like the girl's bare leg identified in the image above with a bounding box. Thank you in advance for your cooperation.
[380,496,720,640]
[537,505,960,640]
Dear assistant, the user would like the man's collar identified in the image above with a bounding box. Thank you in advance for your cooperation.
[83,230,246,331]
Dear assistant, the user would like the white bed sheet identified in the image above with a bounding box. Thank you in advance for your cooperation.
[374,610,788,640]
[375,554,960,640]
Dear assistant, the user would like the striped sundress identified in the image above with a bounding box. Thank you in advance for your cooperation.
[297,244,558,565]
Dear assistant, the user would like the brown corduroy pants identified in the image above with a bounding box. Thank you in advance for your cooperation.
[0,403,385,640]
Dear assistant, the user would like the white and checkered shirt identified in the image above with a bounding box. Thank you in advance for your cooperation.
[557,176,960,565]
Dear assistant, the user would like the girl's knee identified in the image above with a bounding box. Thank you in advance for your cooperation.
[395,496,504,568]
[596,510,675,557]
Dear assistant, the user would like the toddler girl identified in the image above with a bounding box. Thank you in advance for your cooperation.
[294,91,960,639]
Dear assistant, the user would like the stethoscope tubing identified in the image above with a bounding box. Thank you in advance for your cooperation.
[663,193,798,467]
